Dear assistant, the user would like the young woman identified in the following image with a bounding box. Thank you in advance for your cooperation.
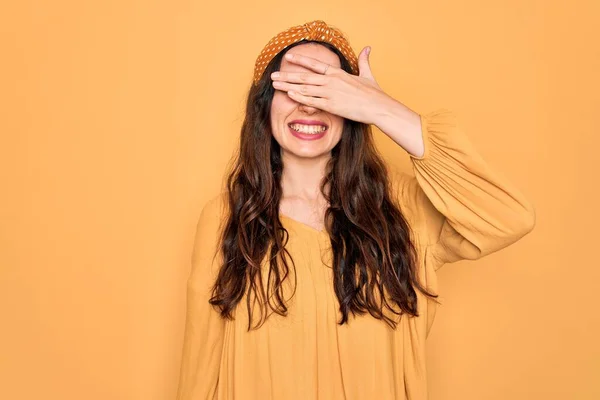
[176,20,536,400]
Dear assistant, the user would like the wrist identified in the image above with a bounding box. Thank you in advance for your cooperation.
[373,97,423,155]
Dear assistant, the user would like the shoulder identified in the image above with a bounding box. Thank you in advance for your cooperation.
[198,191,228,228]
[192,191,228,260]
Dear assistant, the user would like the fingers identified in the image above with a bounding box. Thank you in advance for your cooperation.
[271,71,328,85]
[284,53,340,75]
[286,90,327,109]
[272,80,328,98]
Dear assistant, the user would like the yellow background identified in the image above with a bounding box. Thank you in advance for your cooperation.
[1,1,598,399]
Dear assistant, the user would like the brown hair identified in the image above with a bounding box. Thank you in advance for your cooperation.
[209,40,438,330]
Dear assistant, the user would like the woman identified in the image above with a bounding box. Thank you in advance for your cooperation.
[176,20,536,400]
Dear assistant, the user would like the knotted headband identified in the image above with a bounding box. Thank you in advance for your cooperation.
[253,20,359,85]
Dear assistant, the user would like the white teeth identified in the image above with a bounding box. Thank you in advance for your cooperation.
[289,124,327,134]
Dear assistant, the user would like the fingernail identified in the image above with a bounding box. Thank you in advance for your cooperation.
[271,72,280,78]
[285,54,294,60]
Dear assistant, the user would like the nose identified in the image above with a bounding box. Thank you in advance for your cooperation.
[298,102,321,114]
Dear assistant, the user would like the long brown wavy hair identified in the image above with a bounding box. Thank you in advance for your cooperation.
[209,40,438,330]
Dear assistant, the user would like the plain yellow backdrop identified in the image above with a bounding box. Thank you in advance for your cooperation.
[1,1,598,399]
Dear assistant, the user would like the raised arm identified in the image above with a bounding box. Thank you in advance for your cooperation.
[176,195,226,400]
[389,108,536,268]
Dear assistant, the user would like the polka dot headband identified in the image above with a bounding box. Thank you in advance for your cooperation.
[253,20,359,85]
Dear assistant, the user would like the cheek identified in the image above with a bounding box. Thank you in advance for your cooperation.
[270,93,295,124]
[332,116,345,126]
[332,118,345,142]
[331,131,343,147]
[274,92,296,111]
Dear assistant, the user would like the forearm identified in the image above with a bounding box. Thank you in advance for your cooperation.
[371,96,424,158]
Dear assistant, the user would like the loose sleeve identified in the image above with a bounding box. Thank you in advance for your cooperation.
[176,194,227,400]
[398,108,536,268]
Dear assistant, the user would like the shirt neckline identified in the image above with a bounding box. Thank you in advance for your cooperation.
[279,213,329,236]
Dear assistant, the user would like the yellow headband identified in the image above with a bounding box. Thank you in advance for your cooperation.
[253,20,359,85]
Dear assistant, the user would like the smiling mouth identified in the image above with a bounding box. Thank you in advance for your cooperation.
[287,123,328,134]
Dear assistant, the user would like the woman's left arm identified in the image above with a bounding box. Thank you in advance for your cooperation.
[270,50,536,265]
[378,103,536,265]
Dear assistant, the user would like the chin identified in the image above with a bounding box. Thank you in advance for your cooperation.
[283,146,330,160]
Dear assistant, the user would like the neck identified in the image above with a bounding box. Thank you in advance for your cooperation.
[280,151,330,201]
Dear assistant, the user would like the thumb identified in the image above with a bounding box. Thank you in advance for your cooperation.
[358,46,375,81]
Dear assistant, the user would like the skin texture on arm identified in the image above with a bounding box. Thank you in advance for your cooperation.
[370,96,425,158]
